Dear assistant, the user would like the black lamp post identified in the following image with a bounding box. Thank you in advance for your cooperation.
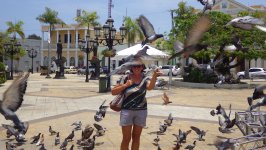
[3,37,21,80]
[27,48,38,74]
[79,35,98,82]
[94,17,126,91]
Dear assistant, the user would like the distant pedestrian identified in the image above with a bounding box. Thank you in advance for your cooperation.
[36,66,39,73]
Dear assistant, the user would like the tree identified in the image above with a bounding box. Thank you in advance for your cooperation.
[75,10,100,78]
[36,7,64,76]
[27,34,42,40]
[123,16,144,47]
[6,21,25,39]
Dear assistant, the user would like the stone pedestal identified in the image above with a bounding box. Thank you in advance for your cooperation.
[54,59,66,79]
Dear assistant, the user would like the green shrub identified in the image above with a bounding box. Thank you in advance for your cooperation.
[183,67,218,83]
[0,62,6,84]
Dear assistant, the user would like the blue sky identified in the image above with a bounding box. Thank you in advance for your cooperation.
[0,0,265,38]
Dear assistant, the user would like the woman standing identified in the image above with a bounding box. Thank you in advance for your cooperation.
[111,61,162,150]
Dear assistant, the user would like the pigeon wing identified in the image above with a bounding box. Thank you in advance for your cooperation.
[218,116,224,127]
[226,119,236,128]
[190,126,201,134]
[93,123,103,131]
[256,25,266,32]
[138,15,156,38]
[185,16,211,47]
[109,63,131,75]
[173,40,184,52]
[2,73,30,112]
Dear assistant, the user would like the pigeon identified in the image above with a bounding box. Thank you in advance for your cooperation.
[249,97,266,111]
[55,132,60,145]
[185,141,196,150]
[36,134,44,146]
[197,0,216,13]
[2,124,19,138]
[218,116,236,133]
[173,129,192,144]
[157,144,162,150]
[137,15,164,46]
[164,113,173,126]
[69,144,74,150]
[158,122,167,134]
[71,121,82,130]
[153,135,160,146]
[0,73,30,135]
[213,139,235,150]
[65,130,75,141]
[60,138,68,150]
[49,126,57,135]
[190,126,206,141]
[83,135,96,150]
[5,142,16,150]
[255,25,266,32]
[162,92,172,105]
[109,46,150,75]
[155,78,168,89]
[226,16,265,30]
[169,16,211,60]
[173,142,181,150]
[31,133,41,144]
[93,123,107,137]
[6,128,12,138]
[94,100,109,122]
[77,124,94,145]
[247,84,266,106]
[39,144,47,150]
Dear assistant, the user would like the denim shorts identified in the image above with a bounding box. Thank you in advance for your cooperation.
[120,109,147,127]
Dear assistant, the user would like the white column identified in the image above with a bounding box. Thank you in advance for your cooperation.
[75,30,78,48]
[84,29,87,38]
[67,30,70,49]
[67,51,70,66]
[75,30,78,67]
[56,31,59,43]
[41,31,44,66]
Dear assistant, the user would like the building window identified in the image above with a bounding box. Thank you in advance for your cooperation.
[222,2,227,9]
[70,57,75,66]
[58,34,61,42]
[64,34,72,43]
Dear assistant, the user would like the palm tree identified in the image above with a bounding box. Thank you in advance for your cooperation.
[6,21,25,39]
[36,7,64,78]
[75,10,100,78]
[123,16,144,47]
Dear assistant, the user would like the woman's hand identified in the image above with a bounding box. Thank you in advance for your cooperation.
[153,68,163,78]
[124,79,133,88]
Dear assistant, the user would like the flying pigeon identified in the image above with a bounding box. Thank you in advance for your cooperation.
[71,121,82,130]
[184,141,196,150]
[55,132,60,145]
[36,134,44,146]
[247,84,266,106]
[31,133,41,144]
[155,78,168,89]
[173,129,192,144]
[164,113,173,126]
[0,73,30,137]
[190,126,206,141]
[213,139,235,150]
[49,126,57,135]
[65,130,75,141]
[162,92,172,105]
[94,100,109,122]
[169,16,211,59]
[256,25,266,32]
[249,97,266,111]
[226,16,265,30]
[197,0,216,13]
[93,123,107,137]
[138,15,164,46]
[109,46,150,75]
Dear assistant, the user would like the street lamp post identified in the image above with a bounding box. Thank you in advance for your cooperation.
[94,17,126,91]
[3,37,21,80]
[79,35,98,82]
[27,48,38,74]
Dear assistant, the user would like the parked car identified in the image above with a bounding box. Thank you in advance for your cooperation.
[77,66,103,75]
[158,65,180,76]
[64,66,77,74]
[237,67,266,79]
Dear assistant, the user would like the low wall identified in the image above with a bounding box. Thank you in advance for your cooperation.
[171,80,257,89]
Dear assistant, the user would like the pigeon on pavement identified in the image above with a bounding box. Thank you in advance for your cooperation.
[138,15,164,46]
[93,123,107,137]
[65,130,75,141]
[5,142,16,150]
[185,141,196,150]
[173,129,192,144]
[60,138,68,150]
[190,126,206,141]
[164,113,173,126]
[36,134,44,146]
[55,132,60,145]
[71,121,82,130]
[49,126,57,135]
[162,92,172,105]
[31,133,41,144]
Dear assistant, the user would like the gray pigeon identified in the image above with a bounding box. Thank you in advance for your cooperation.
[164,113,173,126]
[158,122,167,134]
[197,0,216,13]
[185,141,196,150]
[5,142,16,150]
[94,100,108,122]
[71,121,82,130]
[190,126,206,141]
[226,16,265,30]
[31,133,41,144]
[173,129,192,144]
[0,73,30,135]
[49,126,57,135]
[39,144,47,150]
[65,130,75,141]
[60,138,68,149]
[109,46,150,75]
[55,132,60,145]
[247,84,266,106]
[93,123,106,137]
[249,97,266,111]
[214,139,235,150]
[169,16,211,60]
[138,15,163,46]
[153,135,160,146]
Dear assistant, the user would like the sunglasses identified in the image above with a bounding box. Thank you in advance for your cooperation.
[132,65,143,68]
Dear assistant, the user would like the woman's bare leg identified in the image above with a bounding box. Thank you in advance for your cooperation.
[131,125,143,150]
[121,125,132,150]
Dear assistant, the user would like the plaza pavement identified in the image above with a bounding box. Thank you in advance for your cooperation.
[0,73,265,149]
